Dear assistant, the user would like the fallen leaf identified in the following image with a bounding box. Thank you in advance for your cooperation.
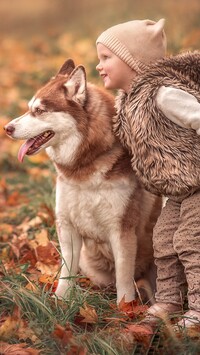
[35,229,49,246]
[38,207,55,226]
[17,216,43,232]
[8,234,30,259]
[52,323,73,346]
[20,249,37,267]
[125,324,154,348]
[0,342,40,354]
[118,296,148,319]
[0,308,38,343]
[38,275,58,293]
[79,302,98,324]
[52,323,87,354]
[35,261,59,276]
[175,324,200,339]
[35,242,59,265]
[0,315,19,340]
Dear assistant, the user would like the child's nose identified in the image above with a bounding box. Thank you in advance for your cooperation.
[96,63,101,71]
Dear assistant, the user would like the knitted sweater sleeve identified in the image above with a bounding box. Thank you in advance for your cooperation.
[156,86,200,135]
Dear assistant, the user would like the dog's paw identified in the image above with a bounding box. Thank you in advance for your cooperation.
[54,280,72,299]
[117,288,136,304]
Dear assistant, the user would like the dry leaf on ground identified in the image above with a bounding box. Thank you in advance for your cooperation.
[79,302,98,324]
[0,342,40,355]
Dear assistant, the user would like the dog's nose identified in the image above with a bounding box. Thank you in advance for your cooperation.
[4,124,15,136]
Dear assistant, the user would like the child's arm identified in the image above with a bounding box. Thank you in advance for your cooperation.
[156,86,200,135]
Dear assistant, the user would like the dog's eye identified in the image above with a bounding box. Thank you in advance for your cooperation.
[35,108,45,115]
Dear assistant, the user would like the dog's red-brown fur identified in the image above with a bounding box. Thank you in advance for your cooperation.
[4,59,162,303]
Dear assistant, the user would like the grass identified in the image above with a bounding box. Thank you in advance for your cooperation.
[0,156,133,354]
[1,155,200,354]
[0,270,130,354]
[1,5,200,351]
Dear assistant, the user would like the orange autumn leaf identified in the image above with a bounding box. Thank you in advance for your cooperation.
[6,190,21,206]
[0,342,40,355]
[8,234,30,259]
[118,296,148,319]
[177,324,200,339]
[79,302,98,324]
[6,190,29,206]
[52,324,87,354]
[20,249,37,267]
[38,275,58,292]
[38,205,55,226]
[52,323,73,346]
[38,274,56,284]
[35,242,59,265]
[0,177,8,197]
[125,324,154,348]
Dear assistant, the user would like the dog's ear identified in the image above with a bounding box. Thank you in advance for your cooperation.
[57,59,75,76]
[64,65,87,105]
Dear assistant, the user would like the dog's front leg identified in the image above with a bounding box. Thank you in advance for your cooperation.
[54,178,82,299]
[55,217,82,299]
[110,231,137,304]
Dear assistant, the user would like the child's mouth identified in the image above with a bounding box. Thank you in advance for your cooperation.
[101,74,107,82]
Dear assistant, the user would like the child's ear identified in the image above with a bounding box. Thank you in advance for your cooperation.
[64,66,87,105]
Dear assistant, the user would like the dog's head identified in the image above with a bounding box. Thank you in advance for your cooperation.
[4,59,88,162]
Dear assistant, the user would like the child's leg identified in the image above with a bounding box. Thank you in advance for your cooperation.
[174,189,200,313]
[141,199,186,326]
[153,198,186,306]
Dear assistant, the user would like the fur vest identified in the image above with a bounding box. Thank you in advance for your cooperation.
[113,51,200,197]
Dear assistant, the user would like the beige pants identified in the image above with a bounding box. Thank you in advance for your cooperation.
[153,189,200,311]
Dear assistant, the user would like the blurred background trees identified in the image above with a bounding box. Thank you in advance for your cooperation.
[0,0,200,119]
[1,0,200,50]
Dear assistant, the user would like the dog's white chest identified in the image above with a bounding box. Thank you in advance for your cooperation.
[56,174,132,242]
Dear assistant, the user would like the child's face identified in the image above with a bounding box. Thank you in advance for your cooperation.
[96,43,135,92]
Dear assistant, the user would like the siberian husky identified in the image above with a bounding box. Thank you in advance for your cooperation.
[4,59,161,303]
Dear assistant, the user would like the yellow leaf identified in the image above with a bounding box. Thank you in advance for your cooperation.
[35,229,49,246]
[18,216,42,233]
[36,261,59,276]
[79,302,98,324]
[0,316,18,340]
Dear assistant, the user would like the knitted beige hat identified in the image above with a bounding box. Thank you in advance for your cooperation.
[96,19,167,73]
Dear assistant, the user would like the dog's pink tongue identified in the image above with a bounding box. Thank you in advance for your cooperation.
[18,139,34,162]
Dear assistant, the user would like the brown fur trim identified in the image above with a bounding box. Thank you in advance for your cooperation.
[114,51,200,196]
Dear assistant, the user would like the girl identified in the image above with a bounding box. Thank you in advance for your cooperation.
[96,18,200,329]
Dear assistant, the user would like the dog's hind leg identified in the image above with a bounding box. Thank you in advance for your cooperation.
[79,241,115,287]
